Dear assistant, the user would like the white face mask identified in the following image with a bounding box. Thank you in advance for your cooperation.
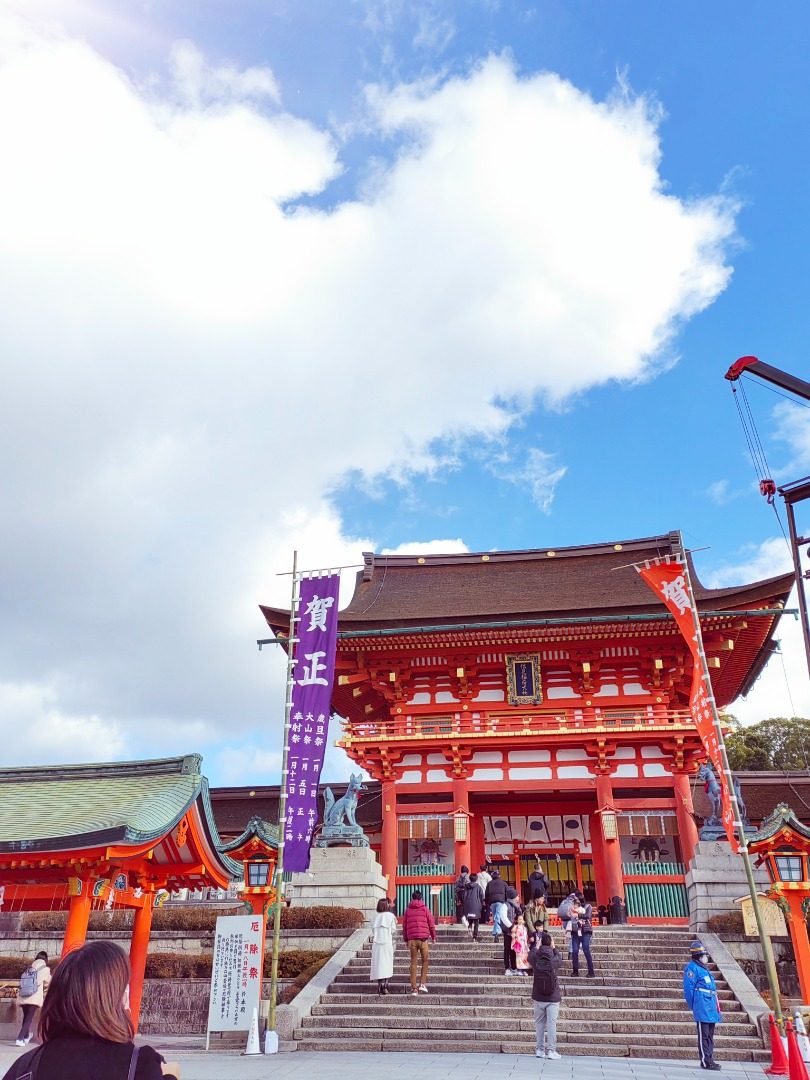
[694,953,708,965]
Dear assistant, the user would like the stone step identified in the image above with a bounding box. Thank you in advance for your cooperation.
[334,973,737,993]
[310,1002,745,1022]
[319,991,745,1012]
[293,1035,769,1061]
[299,1013,757,1037]
[294,1025,765,1052]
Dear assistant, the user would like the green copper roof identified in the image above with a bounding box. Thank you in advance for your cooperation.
[0,754,211,853]
[221,815,279,854]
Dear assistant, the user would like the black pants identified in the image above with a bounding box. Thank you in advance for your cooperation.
[467,916,480,940]
[17,1004,37,1041]
[697,1021,716,1066]
[502,927,517,970]
[571,932,594,975]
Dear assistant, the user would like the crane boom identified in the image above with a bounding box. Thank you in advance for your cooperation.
[725,355,810,402]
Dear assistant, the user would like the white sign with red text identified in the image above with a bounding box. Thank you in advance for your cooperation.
[206,915,263,1034]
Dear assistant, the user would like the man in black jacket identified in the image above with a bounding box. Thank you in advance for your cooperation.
[527,864,550,901]
[484,869,507,939]
[528,931,563,1060]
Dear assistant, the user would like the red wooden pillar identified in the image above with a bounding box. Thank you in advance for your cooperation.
[452,777,471,877]
[785,891,810,1005]
[61,884,92,958]
[595,774,624,901]
[381,780,398,892]
[589,813,608,906]
[672,771,699,869]
[129,893,154,1033]
[470,808,486,873]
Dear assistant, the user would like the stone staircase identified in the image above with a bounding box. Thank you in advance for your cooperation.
[294,925,769,1060]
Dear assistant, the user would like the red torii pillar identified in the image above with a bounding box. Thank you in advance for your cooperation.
[61,881,92,958]
[381,780,398,896]
[129,892,154,1033]
[595,774,624,902]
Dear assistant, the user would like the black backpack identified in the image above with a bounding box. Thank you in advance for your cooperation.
[532,952,557,997]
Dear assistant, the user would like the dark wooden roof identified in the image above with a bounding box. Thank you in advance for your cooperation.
[260,533,793,632]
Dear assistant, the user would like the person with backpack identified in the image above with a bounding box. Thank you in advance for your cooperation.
[556,890,578,959]
[484,869,507,939]
[454,865,470,924]
[3,941,177,1079]
[528,931,562,1060]
[569,890,595,978]
[15,952,50,1046]
[501,886,521,975]
[460,872,485,941]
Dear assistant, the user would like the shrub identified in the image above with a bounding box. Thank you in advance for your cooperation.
[145,953,213,979]
[151,906,244,931]
[277,956,330,1005]
[280,906,363,930]
[275,950,331,979]
[0,957,60,979]
[706,911,745,934]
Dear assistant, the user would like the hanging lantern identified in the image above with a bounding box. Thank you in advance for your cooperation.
[451,807,471,842]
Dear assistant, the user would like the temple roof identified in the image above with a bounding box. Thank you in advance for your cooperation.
[0,754,239,877]
[220,815,279,854]
[261,533,793,632]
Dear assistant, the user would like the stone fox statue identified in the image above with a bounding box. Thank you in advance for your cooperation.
[323,773,367,827]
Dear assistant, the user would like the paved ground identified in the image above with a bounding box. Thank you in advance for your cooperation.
[0,1044,770,1079]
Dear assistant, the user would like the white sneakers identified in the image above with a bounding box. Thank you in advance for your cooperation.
[536,1048,562,1060]
[14,1036,31,1047]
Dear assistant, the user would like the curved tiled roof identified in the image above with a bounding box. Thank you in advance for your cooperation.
[0,754,237,876]
[260,533,794,632]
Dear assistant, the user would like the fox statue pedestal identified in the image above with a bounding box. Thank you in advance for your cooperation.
[285,846,388,921]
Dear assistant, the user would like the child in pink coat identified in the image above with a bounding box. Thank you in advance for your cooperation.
[512,914,531,975]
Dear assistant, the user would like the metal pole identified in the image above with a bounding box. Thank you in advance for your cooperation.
[677,536,784,1028]
[268,550,299,1034]
[783,496,810,685]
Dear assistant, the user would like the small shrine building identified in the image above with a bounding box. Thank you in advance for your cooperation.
[0,754,240,1027]
[262,532,793,922]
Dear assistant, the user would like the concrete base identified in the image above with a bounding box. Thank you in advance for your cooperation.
[286,846,387,921]
[686,840,770,932]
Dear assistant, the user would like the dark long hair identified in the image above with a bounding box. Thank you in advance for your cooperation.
[39,941,133,1043]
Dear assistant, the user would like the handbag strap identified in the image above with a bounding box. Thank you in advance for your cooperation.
[126,1045,140,1080]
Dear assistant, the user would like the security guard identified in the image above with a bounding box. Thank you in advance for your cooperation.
[683,940,722,1070]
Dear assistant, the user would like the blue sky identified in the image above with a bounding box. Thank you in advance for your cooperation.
[1,1,809,783]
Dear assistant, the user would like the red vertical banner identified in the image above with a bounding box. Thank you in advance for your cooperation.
[636,560,738,851]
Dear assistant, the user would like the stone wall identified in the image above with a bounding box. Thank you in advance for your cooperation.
[686,840,771,931]
[0,927,351,960]
[719,933,800,999]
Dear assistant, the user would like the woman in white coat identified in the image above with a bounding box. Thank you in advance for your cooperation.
[370,898,397,995]
[15,951,51,1045]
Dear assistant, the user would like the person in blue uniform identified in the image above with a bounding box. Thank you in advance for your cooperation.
[683,940,722,1071]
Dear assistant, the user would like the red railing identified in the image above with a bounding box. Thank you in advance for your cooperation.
[340,707,695,744]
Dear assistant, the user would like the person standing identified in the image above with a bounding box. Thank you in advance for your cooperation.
[683,940,722,1071]
[477,863,492,923]
[570,890,595,977]
[454,865,470,924]
[15,951,50,1047]
[484,869,507,939]
[370,897,397,995]
[528,931,563,1060]
[461,872,485,941]
[401,889,436,996]
[527,864,550,902]
[501,886,520,975]
[3,941,177,1080]
[524,896,548,947]
[511,914,531,975]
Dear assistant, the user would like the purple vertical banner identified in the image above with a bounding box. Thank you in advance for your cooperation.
[283,573,341,872]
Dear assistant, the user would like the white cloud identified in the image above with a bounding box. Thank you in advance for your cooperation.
[168,41,280,108]
[0,19,739,780]
[706,479,747,506]
[486,447,567,513]
[381,539,469,555]
[705,540,810,723]
[774,401,810,474]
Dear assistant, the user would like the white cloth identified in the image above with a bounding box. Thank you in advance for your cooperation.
[18,958,50,1007]
[478,871,492,892]
[370,911,397,980]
